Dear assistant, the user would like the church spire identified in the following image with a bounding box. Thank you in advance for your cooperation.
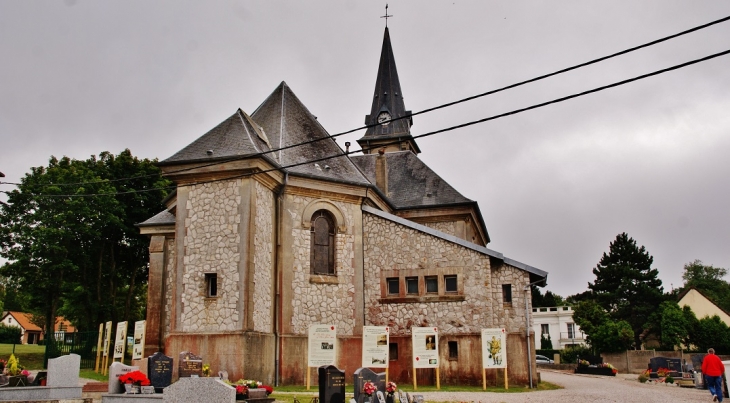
[357,27,421,155]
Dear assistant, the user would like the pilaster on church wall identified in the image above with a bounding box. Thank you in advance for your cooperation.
[164,238,175,339]
[180,179,242,332]
[490,264,530,332]
[285,193,359,336]
[361,212,494,335]
[252,180,275,333]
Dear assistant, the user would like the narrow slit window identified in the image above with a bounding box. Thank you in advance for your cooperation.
[502,284,512,304]
[205,273,218,297]
[406,277,419,294]
[425,276,438,293]
[448,341,458,360]
[387,278,400,295]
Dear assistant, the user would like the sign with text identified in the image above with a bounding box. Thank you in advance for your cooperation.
[113,321,128,359]
[103,321,112,357]
[132,320,146,360]
[308,324,337,367]
[481,328,507,369]
[361,326,389,368]
[411,327,439,368]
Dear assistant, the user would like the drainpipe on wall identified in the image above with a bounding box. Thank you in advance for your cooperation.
[524,280,543,389]
[274,172,288,386]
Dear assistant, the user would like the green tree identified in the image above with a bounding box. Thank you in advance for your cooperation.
[0,324,21,344]
[540,333,554,349]
[691,315,730,354]
[531,285,565,308]
[648,301,689,351]
[588,232,665,349]
[679,260,730,313]
[590,320,634,353]
[0,150,169,331]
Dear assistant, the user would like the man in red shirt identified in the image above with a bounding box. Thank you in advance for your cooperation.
[702,348,726,402]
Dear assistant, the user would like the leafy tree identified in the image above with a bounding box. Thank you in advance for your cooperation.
[540,333,553,349]
[0,324,21,344]
[572,300,609,336]
[0,150,169,331]
[679,260,730,313]
[531,285,565,308]
[588,232,665,348]
[691,315,730,354]
[649,301,689,351]
[590,320,634,353]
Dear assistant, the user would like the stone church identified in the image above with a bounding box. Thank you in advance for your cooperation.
[139,27,547,386]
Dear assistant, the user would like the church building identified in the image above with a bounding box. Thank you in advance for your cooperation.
[139,27,547,386]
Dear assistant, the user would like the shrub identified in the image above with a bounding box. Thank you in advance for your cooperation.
[638,373,648,383]
[0,324,22,344]
[665,375,674,384]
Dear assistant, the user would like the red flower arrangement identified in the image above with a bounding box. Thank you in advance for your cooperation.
[235,385,249,395]
[363,381,376,396]
[118,370,151,386]
[386,381,397,395]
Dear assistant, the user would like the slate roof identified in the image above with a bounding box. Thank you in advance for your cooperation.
[250,82,370,185]
[358,27,420,153]
[161,110,273,165]
[351,151,472,208]
[137,209,175,227]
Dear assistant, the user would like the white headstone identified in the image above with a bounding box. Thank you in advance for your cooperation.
[46,354,80,387]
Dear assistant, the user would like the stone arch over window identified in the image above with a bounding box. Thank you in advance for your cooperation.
[310,210,336,275]
[301,199,347,233]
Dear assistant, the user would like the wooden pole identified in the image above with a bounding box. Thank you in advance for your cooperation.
[385,368,389,384]
[482,368,486,390]
[435,367,440,390]
[504,367,508,389]
[412,368,417,390]
[307,367,311,390]
[95,323,103,373]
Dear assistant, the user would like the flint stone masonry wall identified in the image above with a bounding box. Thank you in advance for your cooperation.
[253,181,274,333]
[362,212,495,335]
[181,180,241,332]
[490,264,529,332]
[164,238,175,339]
[289,194,357,335]
[421,221,457,238]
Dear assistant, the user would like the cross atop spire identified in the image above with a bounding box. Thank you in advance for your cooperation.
[380,4,392,27]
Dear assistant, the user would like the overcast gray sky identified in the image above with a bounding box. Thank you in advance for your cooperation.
[2,1,730,298]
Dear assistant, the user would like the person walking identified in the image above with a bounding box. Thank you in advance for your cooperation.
[702,348,726,402]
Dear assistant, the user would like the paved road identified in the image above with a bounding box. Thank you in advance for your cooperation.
[416,370,713,403]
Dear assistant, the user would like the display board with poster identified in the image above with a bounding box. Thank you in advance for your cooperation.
[102,321,113,375]
[113,321,128,360]
[362,326,389,368]
[132,320,146,360]
[411,327,440,390]
[307,324,337,390]
[481,328,508,389]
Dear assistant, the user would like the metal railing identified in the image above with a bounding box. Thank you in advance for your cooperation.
[43,331,100,369]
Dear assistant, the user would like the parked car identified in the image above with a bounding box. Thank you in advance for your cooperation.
[536,354,554,364]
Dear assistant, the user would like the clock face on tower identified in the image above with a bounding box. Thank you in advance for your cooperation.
[377,112,391,126]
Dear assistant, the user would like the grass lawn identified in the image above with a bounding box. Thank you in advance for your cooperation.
[0,343,46,370]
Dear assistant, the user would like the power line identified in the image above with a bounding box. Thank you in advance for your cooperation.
[17,47,730,199]
[7,14,730,190]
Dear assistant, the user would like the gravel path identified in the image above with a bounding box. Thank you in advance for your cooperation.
[415,370,713,403]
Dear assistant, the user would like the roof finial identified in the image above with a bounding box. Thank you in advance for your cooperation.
[381,4,392,27]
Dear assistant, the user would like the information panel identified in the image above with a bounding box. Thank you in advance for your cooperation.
[361,326,389,368]
[308,324,337,367]
[131,320,146,360]
[103,321,112,357]
[481,328,507,369]
[113,321,128,359]
[412,327,439,368]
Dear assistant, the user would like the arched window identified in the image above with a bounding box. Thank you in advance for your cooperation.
[310,210,336,275]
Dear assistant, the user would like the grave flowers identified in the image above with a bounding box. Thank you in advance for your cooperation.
[385,381,397,403]
[119,370,151,394]
[363,381,376,397]
[226,379,274,401]
[5,354,28,386]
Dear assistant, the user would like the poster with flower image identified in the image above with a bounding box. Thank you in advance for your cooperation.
[308,324,337,367]
[481,328,506,369]
[362,326,389,368]
[411,327,438,368]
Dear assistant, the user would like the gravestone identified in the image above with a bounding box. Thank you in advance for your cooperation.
[163,377,235,403]
[148,352,173,393]
[691,354,706,372]
[178,351,203,378]
[649,357,682,374]
[411,395,425,403]
[376,391,386,403]
[578,355,603,365]
[353,367,386,403]
[318,365,345,403]
[47,353,80,388]
[398,390,407,403]
[108,362,139,394]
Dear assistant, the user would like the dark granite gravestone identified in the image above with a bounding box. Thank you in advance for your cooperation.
[353,367,386,403]
[691,354,706,372]
[319,365,345,403]
[178,351,203,378]
[148,352,173,393]
[648,357,682,375]
[578,355,603,365]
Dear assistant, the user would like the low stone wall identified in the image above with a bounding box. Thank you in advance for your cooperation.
[0,385,82,401]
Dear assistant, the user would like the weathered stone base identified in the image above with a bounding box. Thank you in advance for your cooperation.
[102,394,163,403]
[0,386,83,401]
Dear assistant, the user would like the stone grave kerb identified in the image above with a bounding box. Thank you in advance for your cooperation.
[163,377,235,403]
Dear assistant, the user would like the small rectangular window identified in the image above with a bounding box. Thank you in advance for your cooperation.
[387,278,399,295]
[541,324,549,335]
[425,276,438,293]
[389,343,398,360]
[502,284,512,304]
[567,323,575,339]
[205,273,218,297]
[444,275,457,292]
[448,341,458,360]
[406,277,419,294]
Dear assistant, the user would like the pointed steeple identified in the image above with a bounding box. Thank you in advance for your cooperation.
[357,27,421,155]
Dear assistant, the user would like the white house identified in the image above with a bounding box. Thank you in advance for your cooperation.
[532,306,586,349]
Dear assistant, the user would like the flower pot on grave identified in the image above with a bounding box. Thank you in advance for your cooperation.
[124,383,141,394]
[235,394,246,401]
[8,375,28,387]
